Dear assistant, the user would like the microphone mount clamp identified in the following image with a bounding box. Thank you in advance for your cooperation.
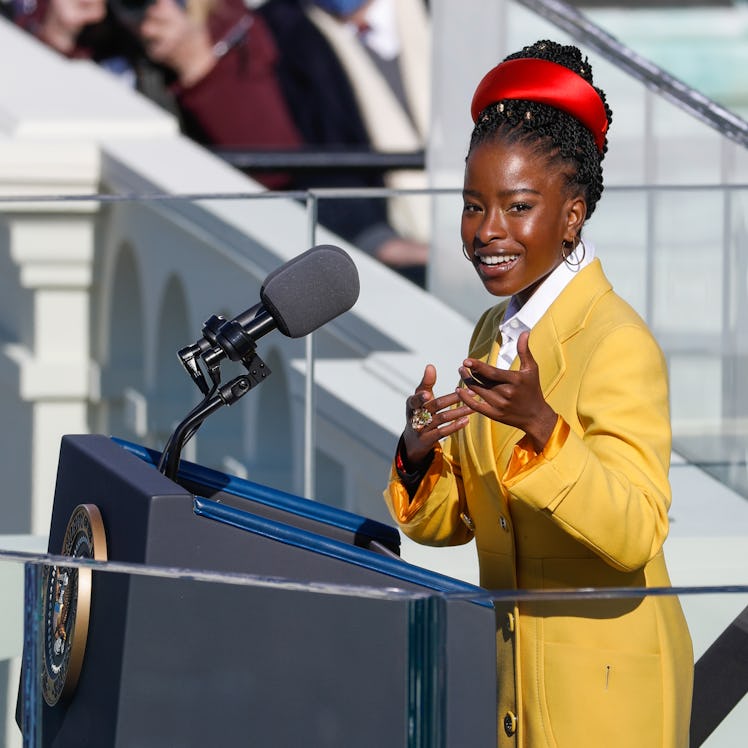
[177,311,272,396]
[162,310,273,480]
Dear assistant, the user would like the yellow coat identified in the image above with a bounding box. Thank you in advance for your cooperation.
[385,260,693,747]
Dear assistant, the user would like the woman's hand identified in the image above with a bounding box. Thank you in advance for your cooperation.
[139,0,216,86]
[458,332,557,452]
[39,0,107,54]
[402,364,472,464]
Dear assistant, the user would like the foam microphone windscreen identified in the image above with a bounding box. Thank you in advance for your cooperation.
[260,245,360,338]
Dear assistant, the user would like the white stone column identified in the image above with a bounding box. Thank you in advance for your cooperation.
[2,187,99,533]
[0,18,176,534]
[0,116,103,531]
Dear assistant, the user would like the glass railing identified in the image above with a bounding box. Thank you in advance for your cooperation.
[429,0,748,228]
[309,183,748,505]
[512,0,748,135]
[1,187,441,519]
[578,1,748,120]
[2,541,746,747]
[2,180,747,744]
[2,183,747,507]
[589,183,748,501]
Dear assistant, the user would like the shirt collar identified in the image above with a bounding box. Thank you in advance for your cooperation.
[497,240,595,366]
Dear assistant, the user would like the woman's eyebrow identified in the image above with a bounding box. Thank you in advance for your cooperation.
[497,187,542,197]
[462,187,542,197]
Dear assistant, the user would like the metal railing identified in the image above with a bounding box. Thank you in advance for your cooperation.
[520,0,748,146]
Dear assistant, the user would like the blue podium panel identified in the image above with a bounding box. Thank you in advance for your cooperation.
[25,435,498,747]
[114,437,402,556]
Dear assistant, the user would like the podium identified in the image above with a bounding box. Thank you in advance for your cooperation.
[23,435,498,747]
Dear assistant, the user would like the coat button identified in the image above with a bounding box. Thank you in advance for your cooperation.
[459,512,475,531]
[503,710,517,736]
[499,515,508,530]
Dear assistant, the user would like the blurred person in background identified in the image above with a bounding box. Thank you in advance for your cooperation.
[135,0,303,189]
[259,0,430,283]
[10,0,141,79]
[11,0,303,188]
[10,0,429,284]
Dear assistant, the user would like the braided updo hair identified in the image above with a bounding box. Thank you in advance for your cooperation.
[469,40,613,220]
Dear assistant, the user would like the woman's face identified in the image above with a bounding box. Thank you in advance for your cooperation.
[461,138,586,301]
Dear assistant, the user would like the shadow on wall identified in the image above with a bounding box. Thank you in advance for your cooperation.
[105,245,146,443]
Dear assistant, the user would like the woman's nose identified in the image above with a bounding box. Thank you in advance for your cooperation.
[474,209,507,245]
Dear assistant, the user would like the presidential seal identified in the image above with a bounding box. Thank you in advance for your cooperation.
[41,504,107,706]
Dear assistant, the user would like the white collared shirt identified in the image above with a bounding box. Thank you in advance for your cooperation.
[496,241,596,369]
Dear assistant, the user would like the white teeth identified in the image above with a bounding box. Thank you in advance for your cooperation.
[479,254,519,265]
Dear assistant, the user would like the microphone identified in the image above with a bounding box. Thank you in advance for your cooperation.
[184,244,360,370]
[259,243,360,337]
[165,244,359,478]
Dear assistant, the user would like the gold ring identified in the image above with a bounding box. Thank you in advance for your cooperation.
[410,407,433,431]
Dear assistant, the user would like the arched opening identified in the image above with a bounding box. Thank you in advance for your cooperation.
[152,275,194,457]
[247,347,293,492]
[104,245,146,441]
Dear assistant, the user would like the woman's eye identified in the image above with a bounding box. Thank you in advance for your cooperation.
[508,202,532,213]
[462,202,481,213]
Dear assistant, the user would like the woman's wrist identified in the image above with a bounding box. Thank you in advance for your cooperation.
[395,435,433,486]
[177,13,253,88]
[177,50,217,87]
[524,407,559,454]
[171,32,217,87]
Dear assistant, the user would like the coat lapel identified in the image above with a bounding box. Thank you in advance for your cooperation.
[526,314,565,398]
[485,259,613,470]
[531,258,612,395]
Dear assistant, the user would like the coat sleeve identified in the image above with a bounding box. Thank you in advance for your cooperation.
[502,322,672,572]
[383,436,474,547]
[382,304,502,547]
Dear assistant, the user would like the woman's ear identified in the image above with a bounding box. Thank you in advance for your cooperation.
[564,195,587,241]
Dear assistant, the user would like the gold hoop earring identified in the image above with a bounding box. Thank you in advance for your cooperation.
[562,237,585,268]
[577,237,587,263]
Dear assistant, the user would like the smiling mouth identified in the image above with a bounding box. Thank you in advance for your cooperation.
[475,252,520,268]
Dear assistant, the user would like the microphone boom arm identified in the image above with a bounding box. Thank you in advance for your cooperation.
[159,355,270,480]
[160,243,359,482]
[165,310,274,478]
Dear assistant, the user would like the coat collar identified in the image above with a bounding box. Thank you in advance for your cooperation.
[529,258,612,398]
[464,259,613,472]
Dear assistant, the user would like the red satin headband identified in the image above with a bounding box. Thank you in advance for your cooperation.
[470,58,609,152]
